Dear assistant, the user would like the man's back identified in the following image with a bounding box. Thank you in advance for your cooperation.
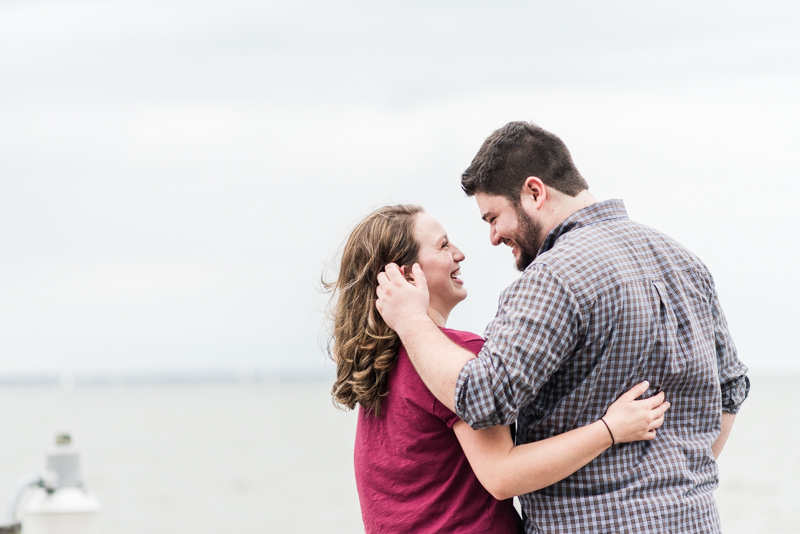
[455,200,749,533]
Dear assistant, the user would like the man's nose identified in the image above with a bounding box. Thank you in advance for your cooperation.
[489,225,502,246]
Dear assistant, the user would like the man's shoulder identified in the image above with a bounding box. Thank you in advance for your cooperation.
[543,214,687,259]
[501,262,576,302]
[532,215,712,290]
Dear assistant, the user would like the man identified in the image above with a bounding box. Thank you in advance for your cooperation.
[376,121,749,533]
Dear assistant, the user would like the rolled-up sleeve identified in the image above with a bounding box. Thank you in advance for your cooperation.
[711,284,750,413]
[454,266,582,429]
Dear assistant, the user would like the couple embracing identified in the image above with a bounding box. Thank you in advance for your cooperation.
[327,122,749,533]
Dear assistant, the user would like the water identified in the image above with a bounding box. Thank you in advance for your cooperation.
[0,383,363,533]
[0,372,795,533]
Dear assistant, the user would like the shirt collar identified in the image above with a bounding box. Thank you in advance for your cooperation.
[538,199,628,256]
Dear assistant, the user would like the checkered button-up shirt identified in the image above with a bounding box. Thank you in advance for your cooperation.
[455,199,749,534]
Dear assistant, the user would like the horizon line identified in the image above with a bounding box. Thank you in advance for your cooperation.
[0,368,334,388]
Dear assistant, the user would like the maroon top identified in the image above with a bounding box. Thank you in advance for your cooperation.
[354,328,519,534]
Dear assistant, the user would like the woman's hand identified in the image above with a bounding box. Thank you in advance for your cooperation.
[601,381,670,444]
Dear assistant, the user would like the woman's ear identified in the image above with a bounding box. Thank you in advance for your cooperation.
[400,265,416,286]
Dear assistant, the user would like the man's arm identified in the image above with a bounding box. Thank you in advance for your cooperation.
[707,279,747,459]
[711,412,736,459]
[375,263,471,411]
[379,262,581,429]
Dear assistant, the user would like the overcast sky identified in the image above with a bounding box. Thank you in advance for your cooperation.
[0,0,798,376]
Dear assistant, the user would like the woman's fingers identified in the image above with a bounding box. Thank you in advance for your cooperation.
[641,390,665,409]
[643,404,669,435]
[620,381,650,401]
[652,400,670,418]
[637,398,669,438]
[603,383,672,444]
[650,415,665,429]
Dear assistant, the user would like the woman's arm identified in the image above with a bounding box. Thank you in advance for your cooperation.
[453,381,669,501]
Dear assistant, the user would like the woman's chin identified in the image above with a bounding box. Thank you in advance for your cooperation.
[454,288,468,304]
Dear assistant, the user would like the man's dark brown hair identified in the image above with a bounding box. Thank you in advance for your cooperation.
[461,121,589,203]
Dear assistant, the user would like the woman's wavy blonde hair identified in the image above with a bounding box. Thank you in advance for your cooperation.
[325,204,424,417]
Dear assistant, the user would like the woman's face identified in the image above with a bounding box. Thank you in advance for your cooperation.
[412,213,467,322]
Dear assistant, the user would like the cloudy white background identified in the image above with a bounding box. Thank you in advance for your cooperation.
[1,0,798,378]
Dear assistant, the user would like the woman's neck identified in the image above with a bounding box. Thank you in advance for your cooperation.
[427,307,449,328]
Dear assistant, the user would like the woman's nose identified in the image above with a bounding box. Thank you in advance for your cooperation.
[453,246,465,262]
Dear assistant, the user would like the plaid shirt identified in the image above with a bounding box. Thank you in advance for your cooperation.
[455,200,749,534]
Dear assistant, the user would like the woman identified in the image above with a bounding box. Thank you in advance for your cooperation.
[327,205,669,533]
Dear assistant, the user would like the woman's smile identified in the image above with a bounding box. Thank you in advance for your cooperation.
[413,212,468,326]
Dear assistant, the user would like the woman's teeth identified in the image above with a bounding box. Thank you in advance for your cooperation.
[450,269,461,280]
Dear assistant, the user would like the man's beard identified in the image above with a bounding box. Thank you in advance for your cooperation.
[512,204,543,271]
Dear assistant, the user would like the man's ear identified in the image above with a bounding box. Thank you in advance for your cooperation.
[521,176,547,208]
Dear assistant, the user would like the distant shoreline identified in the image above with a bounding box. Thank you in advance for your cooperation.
[0,368,334,388]
[0,368,792,389]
